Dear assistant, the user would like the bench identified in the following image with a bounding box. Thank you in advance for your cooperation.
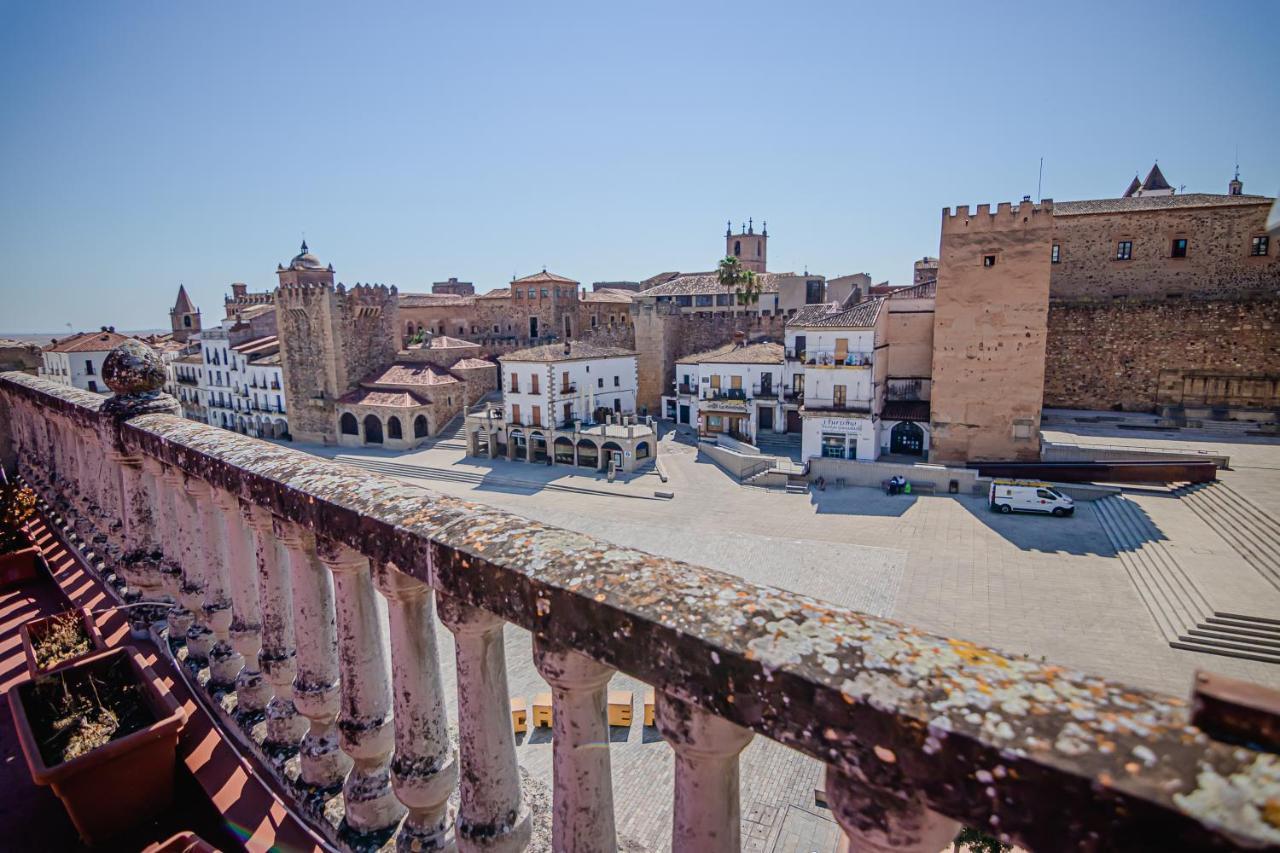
[510,696,528,734]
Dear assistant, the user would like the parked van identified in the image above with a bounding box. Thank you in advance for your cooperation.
[988,479,1074,517]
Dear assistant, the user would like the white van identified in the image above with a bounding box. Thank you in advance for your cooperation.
[988,480,1074,517]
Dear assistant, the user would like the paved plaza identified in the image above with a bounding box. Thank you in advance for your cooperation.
[299,421,1280,852]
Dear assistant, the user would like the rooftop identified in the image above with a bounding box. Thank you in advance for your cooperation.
[1054,192,1274,216]
[513,269,579,285]
[637,271,788,298]
[787,297,885,329]
[399,293,477,308]
[363,362,460,387]
[580,288,635,304]
[500,341,636,363]
[677,340,784,365]
[44,330,134,353]
[337,387,431,407]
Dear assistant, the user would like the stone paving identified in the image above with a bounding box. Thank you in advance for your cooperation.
[301,422,1280,851]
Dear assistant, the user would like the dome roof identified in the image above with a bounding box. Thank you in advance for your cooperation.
[289,240,324,270]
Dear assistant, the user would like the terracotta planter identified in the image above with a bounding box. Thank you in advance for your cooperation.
[19,606,107,678]
[9,646,188,845]
[0,535,40,589]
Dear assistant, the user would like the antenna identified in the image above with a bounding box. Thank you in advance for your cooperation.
[1037,157,1044,202]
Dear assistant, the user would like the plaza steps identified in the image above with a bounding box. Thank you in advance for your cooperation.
[1173,482,1280,592]
[1093,495,1280,666]
[427,416,467,450]
[333,455,656,501]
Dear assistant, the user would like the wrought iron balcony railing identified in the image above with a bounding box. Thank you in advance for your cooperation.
[1,366,1274,853]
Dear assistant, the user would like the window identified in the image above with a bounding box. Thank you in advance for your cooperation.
[730,375,742,390]
[541,289,549,298]
[695,294,713,307]
[806,279,824,304]
[1116,241,1132,260]
[1051,244,1060,263]
[710,375,721,390]
[528,289,535,298]
[1036,489,1055,500]
[532,405,542,427]
[613,375,620,387]
[613,398,621,412]
[511,403,521,425]
[833,385,846,407]
[983,255,997,267]
[733,240,741,256]
[1252,236,1270,256]
[716,293,732,306]
[1171,238,1187,258]
[707,415,723,429]
[514,289,522,299]
[87,380,98,392]
[510,373,519,393]
[597,377,603,389]
[530,374,539,394]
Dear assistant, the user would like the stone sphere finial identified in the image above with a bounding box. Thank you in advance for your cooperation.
[102,339,167,397]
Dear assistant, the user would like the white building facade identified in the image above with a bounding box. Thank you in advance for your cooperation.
[663,340,786,444]
[499,342,639,430]
[196,325,289,440]
[39,329,134,395]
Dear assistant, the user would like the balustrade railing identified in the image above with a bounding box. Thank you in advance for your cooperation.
[1,366,1275,853]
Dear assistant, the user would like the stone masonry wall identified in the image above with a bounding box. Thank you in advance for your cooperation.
[1044,295,1280,411]
[1049,202,1277,300]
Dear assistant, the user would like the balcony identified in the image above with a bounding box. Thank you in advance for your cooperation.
[560,382,578,394]
[1,366,1274,853]
[784,387,804,402]
[800,397,873,414]
[805,351,872,368]
[676,383,695,395]
[751,383,778,399]
[704,388,747,401]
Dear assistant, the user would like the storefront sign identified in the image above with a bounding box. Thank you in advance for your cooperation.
[819,417,864,433]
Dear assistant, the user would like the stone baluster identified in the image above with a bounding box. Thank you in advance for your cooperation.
[824,766,960,853]
[247,508,304,749]
[275,518,350,790]
[132,456,174,633]
[438,595,530,852]
[160,466,195,641]
[213,490,268,710]
[112,452,163,636]
[372,562,457,850]
[532,639,618,852]
[176,477,216,663]
[655,693,753,853]
[318,540,406,835]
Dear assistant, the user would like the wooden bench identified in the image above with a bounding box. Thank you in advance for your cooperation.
[643,686,655,726]
[510,696,527,734]
[608,690,633,727]
[911,481,937,495]
[532,692,553,728]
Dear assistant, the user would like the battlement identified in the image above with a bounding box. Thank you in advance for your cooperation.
[340,282,398,301]
[942,199,1054,233]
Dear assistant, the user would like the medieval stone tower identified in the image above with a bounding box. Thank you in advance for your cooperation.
[169,284,201,343]
[274,242,401,444]
[929,200,1053,464]
[726,218,768,273]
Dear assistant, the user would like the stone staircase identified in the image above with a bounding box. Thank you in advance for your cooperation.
[427,415,467,451]
[754,431,802,462]
[1173,482,1280,592]
[1093,495,1279,665]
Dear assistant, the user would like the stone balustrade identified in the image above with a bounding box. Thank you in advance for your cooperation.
[2,368,1278,852]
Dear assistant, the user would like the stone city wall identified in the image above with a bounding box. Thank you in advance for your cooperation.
[1049,201,1277,301]
[1044,294,1280,412]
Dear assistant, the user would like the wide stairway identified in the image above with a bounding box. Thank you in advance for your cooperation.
[334,454,661,500]
[1093,495,1280,665]
[1174,481,1280,592]
[754,431,802,462]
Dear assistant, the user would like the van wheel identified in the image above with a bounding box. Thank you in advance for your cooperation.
[998,504,1012,514]
[1052,507,1066,517]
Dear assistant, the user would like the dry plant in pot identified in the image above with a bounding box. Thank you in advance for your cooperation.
[20,606,107,677]
[8,646,187,845]
[0,481,40,588]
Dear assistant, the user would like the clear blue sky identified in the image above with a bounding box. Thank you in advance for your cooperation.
[2,1,1276,333]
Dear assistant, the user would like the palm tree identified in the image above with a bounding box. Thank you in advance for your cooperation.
[717,256,761,308]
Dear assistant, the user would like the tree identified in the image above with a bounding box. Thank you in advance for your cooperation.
[717,255,761,307]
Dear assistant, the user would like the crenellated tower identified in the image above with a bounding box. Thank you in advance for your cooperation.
[274,242,400,444]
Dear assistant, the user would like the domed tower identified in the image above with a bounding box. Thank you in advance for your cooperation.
[169,284,201,342]
[274,241,399,444]
[725,218,767,273]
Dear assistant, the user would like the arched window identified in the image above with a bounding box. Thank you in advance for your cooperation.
[733,240,741,256]
[757,241,761,257]
[340,413,359,435]
[414,415,428,437]
[364,415,384,444]
[387,416,402,439]
[183,315,192,328]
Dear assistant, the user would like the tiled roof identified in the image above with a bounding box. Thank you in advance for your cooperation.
[233,335,279,356]
[176,353,204,364]
[338,388,431,408]
[881,400,930,422]
[787,297,885,329]
[677,341,783,365]
[172,285,197,314]
[399,293,477,308]
[250,353,282,366]
[640,271,681,288]
[478,288,511,299]
[450,357,496,370]
[500,341,636,363]
[1141,163,1172,192]
[365,363,460,387]
[887,281,936,300]
[581,289,634,303]
[513,269,579,285]
[45,330,133,353]
[429,335,478,348]
[637,271,786,298]
[1053,193,1273,216]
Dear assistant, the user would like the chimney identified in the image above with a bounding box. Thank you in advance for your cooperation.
[733,330,746,347]
[231,282,248,298]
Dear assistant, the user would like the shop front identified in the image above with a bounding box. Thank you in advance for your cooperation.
[801,414,878,462]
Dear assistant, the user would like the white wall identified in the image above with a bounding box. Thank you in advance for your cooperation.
[41,349,113,394]
[879,420,931,454]
[801,414,878,461]
[502,355,638,428]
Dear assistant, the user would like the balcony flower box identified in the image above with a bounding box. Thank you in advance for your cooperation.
[20,606,107,677]
[8,646,187,845]
[0,482,40,589]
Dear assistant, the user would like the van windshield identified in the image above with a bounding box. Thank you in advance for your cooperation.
[1046,488,1064,499]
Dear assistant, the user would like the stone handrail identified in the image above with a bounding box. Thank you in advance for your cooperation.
[1,369,1277,852]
